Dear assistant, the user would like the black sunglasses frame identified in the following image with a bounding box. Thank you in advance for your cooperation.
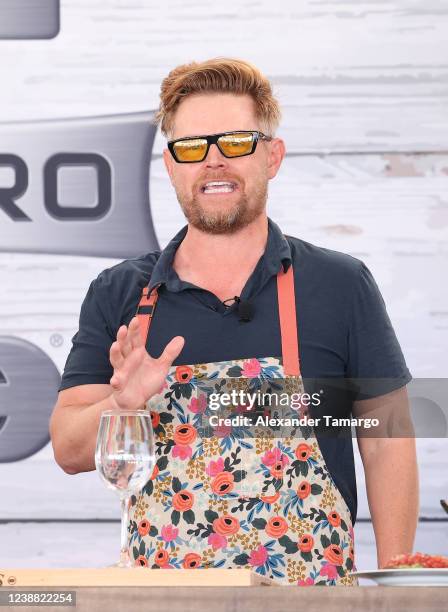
[167,130,272,163]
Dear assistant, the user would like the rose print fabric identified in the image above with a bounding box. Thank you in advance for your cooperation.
[127,356,358,586]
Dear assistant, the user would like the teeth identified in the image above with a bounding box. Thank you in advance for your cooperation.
[203,181,236,193]
[204,187,234,193]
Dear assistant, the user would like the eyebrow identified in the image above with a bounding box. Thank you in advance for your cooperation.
[170,130,258,141]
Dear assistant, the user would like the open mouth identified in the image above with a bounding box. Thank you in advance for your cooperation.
[200,181,238,195]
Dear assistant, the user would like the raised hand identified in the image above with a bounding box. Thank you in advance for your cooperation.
[108,316,184,410]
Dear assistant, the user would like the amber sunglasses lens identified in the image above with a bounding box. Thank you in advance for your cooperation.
[173,138,208,162]
[218,132,254,157]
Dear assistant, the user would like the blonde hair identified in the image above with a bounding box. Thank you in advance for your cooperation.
[154,57,281,138]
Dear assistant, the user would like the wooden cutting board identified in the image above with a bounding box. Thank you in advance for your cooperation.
[0,568,277,587]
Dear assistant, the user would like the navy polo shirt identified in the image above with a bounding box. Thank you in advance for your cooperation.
[59,217,412,523]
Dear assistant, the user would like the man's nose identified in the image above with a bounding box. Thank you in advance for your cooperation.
[205,143,227,167]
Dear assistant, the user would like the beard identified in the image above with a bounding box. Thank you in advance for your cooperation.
[174,179,268,235]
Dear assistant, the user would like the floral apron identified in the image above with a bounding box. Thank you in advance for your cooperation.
[128,265,358,586]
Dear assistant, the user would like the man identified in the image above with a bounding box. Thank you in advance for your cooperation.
[50,57,418,585]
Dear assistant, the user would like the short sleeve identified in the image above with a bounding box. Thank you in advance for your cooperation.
[346,262,412,399]
[58,273,116,391]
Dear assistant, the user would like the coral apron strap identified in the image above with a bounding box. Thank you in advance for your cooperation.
[277,265,301,377]
[136,285,160,346]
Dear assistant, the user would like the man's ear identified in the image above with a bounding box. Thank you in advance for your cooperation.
[267,137,286,180]
[163,148,175,184]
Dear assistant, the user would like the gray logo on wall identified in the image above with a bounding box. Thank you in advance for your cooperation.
[0,112,159,257]
[0,337,61,462]
[1,111,161,461]
[0,0,60,39]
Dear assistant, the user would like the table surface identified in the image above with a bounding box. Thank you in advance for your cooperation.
[3,586,448,612]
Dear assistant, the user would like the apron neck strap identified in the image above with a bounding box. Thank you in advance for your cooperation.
[277,265,301,377]
[136,285,160,344]
[136,266,301,378]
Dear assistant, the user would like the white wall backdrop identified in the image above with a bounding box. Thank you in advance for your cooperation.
[0,0,447,571]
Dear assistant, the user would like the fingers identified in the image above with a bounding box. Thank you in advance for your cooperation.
[110,348,142,390]
[128,316,144,350]
[109,340,125,370]
[158,336,185,368]
[110,317,145,385]
[115,321,134,359]
[110,372,121,389]
[109,319,137,372]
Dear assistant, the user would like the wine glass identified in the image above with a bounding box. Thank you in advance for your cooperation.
[95,409,155,568]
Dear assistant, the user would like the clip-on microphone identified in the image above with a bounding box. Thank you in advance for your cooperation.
[222,296,254,322]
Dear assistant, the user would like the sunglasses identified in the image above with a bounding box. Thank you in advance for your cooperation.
[167,130,272,163]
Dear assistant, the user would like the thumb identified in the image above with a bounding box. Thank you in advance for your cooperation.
[158,335,185,368]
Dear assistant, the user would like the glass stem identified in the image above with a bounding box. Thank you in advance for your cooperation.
[119,495,131,567]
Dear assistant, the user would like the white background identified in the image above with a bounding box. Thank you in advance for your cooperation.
[0,0,447,572]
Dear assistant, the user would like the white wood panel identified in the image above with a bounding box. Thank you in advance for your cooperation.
[0,0,446,524]
[0,1,447,150]
[1,154,447,519]
[150,154,448,377]
[1,154,447,375]
[354,439,448,520]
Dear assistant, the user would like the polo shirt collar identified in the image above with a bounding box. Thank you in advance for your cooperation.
[147,217,292,294]
[147,224,190,293]
[267,217,292,274]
